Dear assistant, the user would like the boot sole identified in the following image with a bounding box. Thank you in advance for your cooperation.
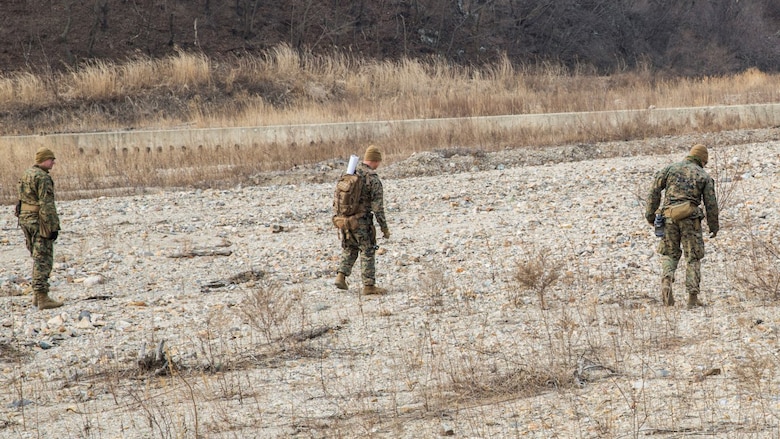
[363,289,387,295]
[38,303,64,310]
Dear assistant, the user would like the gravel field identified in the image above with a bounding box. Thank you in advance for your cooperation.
[1,128,780,438]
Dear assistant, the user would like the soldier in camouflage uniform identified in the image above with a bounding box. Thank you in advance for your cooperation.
[334,145,390,295]
[17,147,64,310]
[645,144,719,308]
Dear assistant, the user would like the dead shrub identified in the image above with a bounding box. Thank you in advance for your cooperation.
[419,265,448,309]
[137,340,178,376]
[447,362,573,401]
[707,146,747,214]
[237,281,303,343]
[732,225,780,302]
[435,344,577,409]
[731,346,776,394]
[512,246,565,310]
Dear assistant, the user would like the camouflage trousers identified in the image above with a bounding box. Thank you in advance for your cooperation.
[338,223,377,286]
[19,213,54,294]
[657,217,705,295]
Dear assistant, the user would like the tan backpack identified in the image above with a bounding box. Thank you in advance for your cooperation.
[332,172,366,231]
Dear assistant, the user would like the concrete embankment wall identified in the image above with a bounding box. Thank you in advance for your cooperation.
[2,104,778,153]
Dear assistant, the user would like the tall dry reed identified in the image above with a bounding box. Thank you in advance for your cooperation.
[1,45,778,203]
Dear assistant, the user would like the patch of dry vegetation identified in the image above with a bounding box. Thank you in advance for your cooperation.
[731,222,780,303]
[1,47,778,134]
[512,245,566,310]
[1,46,779,203]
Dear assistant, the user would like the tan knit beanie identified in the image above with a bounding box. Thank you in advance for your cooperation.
[689,144,708,166]
[35,147,56,164]
[364,145,382,162]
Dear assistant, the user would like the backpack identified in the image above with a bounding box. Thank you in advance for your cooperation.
[332,171,366,231]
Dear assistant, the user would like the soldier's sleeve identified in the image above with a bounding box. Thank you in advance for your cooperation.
[37,174,60,233]
[702,175,719,234]
[644,167,667,224]
[369,175,387,230]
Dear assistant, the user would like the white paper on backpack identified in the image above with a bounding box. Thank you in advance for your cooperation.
[346,155,359,174]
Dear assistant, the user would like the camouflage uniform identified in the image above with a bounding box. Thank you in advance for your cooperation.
[338,162,388,286]
[18,165,61,297]
[645,155,719,301]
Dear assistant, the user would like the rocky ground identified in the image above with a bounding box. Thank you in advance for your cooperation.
[1,128,780,438]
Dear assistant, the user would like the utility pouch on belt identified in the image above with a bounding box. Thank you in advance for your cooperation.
[39,218,53,239]
[663,201,696,221]
[332,214,360,231]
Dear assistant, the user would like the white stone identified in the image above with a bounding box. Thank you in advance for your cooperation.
[83,276,104,287]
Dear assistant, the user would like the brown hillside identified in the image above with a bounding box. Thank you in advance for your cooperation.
[1,1,779,75]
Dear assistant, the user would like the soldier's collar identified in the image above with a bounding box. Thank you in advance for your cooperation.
[686,156,703,167]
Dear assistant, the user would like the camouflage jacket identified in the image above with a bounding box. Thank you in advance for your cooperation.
[18,165,60,233]
[645,157,719,233]
[356,163,388,230]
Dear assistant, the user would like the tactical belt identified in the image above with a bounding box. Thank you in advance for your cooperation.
[20,203,40,212]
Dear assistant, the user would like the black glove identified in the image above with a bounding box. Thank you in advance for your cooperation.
[48,231,58,241]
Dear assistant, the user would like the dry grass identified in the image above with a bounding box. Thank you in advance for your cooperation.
[237,281,305,344]
[731,222,780,303]
[512,245,566,310]
[1,46,778,204]
[2,47,777,127]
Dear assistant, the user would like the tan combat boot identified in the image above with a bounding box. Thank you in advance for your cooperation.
[335,272,348,290]
[687,293,705,309]
[363,285,387,295]
[661,277,674,306]
[35,292,63,310]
